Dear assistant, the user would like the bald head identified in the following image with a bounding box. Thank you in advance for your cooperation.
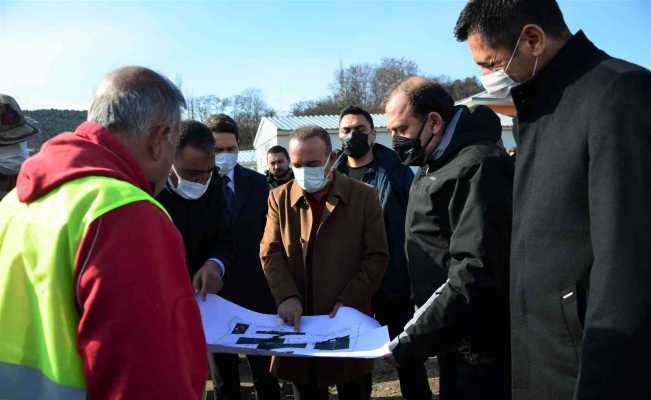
[88,66,186,138]
[385,76,454,122]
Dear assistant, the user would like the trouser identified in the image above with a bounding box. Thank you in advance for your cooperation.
[212,353,280,400]
[438,353,510,400]
[294,373,372,400]
[374,291,433,400]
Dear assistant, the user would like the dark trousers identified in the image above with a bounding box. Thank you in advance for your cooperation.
[438,353,510,400]
[374,291,433,400]
[212,353,280,400]
[294,373,372,400]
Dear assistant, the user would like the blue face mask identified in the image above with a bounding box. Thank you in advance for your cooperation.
[291,153,343,193]
[215,152,237,176]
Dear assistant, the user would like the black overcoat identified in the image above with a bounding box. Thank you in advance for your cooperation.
[510,31,651,400]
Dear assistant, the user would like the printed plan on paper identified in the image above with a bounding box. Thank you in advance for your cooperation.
[197,295,391,358]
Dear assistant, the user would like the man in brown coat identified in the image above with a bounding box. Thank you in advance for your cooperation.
[260,125,389,400]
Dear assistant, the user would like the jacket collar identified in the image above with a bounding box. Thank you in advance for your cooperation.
[289,171,350,208]
[511,30,607,110]
[426,105,502,171]
[266,168,294,185]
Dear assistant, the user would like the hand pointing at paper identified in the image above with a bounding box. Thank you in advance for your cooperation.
[329,302,343,318]
[192,260,224,300]
[278,296,303,332]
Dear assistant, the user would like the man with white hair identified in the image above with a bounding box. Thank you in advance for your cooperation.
[0,66,207,399]
[0,94,39,198]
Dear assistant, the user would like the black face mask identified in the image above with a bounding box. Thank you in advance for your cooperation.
[392,119,432,166]
[342,132,371,159]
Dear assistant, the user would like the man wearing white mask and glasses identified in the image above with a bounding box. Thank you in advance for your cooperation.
[205,113,280,400]
[156,120,231,299]
[260,125,388,400]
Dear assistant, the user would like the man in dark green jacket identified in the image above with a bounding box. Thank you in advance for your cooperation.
[385,76,513,400]
[454,1,651,399]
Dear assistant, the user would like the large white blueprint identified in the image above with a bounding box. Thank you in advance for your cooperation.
[197,294,391,359]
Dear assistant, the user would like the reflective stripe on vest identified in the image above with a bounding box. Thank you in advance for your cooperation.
[0,175,169,397]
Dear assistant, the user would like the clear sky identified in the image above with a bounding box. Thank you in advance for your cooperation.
[1,0,649,113]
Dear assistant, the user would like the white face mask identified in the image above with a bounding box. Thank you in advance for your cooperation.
[169,166,212,200]
[215,153,238,176]
[480,34,538,98]
[0,142,29,175]
[291,153,343,194]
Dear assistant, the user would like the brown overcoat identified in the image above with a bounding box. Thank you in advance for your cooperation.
[260,172,389,386]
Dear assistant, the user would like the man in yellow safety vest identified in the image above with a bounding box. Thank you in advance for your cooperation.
[0,66,208,399]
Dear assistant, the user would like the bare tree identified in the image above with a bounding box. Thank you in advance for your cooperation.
[371,58,419,109]
[291,98,341,116]
[231,88,275,148]
[291,57,423,115]
[186,95,230,122]
[331,63,374,108]
[291,58,484,116]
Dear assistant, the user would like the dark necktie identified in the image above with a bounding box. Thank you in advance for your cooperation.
[223,175,236,214]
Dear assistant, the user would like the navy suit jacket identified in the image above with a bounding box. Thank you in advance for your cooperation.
[220,164,275,313]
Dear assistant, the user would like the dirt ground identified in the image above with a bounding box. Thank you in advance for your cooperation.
[207,357,440,399]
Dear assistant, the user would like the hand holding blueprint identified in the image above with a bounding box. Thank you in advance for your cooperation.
[197,294,391,358]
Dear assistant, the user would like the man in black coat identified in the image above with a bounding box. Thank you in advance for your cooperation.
[336,106,431,400]
[455,1,651,399]
[385,77,513,400]
[206,114,280,400]
[156,120,231,297]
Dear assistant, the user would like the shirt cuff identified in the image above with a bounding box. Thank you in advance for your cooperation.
[207,258,225,277]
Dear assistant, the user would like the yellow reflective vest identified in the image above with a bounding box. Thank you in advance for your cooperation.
[0,175,169,399]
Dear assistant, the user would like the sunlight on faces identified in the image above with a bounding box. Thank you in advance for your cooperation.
[267,152,290,177]
[468,26,545,82]
[150,122,181,195]
[289,136,332,168]
[174,146,214,184]
[385,92,443,155]
[338,114,376,146]
[385,92,421,140]
[213,132,239,154]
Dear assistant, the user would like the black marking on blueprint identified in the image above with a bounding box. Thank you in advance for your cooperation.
[258,342,308,350]
[237,337,285,345]
[232,323,249,335]
[256,330,306,336]
[314,335,350,350]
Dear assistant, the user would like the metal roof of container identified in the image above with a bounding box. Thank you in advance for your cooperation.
[263,114,388,131]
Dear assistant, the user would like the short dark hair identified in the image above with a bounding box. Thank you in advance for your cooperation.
[206,113,239,141]
[267,145,289,160]
[387,77,455,123]
[454,0,570,50]
[339,105,374,131]
[289,125,332,156]
[178,120,215,155]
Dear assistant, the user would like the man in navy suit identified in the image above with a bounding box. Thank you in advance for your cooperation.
[206,114,280,400]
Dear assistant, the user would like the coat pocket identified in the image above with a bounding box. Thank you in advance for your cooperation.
[560,287,584,361]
